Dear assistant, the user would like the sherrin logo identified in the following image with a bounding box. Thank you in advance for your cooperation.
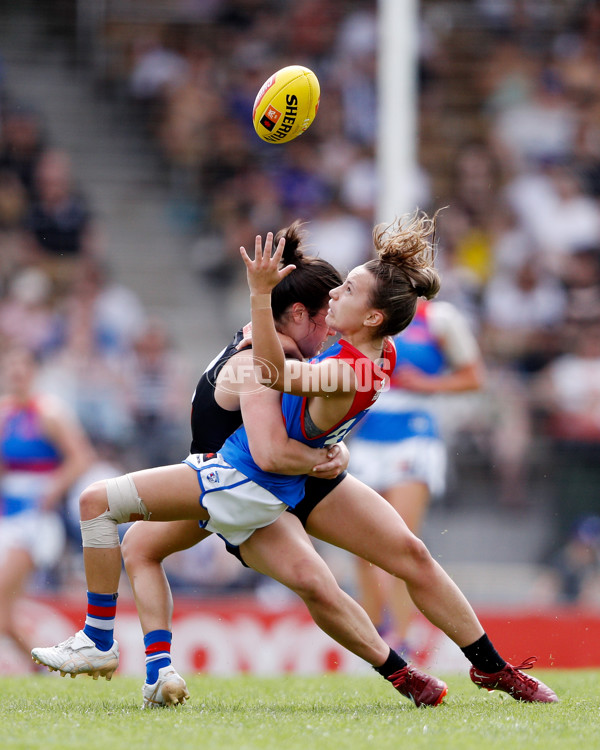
[264,94,299,143]
[260,105,282,132]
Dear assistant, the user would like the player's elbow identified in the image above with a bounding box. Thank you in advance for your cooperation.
[250,444,280,473]
[256,363,285,391]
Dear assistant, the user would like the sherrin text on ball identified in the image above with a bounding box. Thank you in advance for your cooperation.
[252,65,320,144]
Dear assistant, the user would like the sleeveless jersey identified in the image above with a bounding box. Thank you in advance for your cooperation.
[190,326,298,453]
[0,398,62,515]
[190,328,248,453]
[353,301,444,442]
[220,337,396,507]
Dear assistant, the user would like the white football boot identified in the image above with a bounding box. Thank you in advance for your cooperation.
[31,630,119,680]
[142,665,190,708]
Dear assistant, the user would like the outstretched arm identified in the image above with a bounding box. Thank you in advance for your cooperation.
[240,232,294,389]
[239,233,355,401]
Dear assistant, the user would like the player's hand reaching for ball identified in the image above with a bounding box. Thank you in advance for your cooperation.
[240,232,296,299]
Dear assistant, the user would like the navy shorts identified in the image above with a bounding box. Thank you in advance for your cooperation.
[224,471,348,566]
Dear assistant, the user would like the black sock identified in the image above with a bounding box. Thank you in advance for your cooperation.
[461,634,506,674]
[373,648,408,679]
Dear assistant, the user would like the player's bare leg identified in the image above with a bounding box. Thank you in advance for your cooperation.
[32,464,209,680]
[306,474,557,702]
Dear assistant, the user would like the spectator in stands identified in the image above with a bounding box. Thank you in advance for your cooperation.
[22,149,100,293]
[537,515,600,606]
[0,104,48,202]
[507,162,600,277]
[67,258,147,356]
[38,295,134,453]
[482,256,566,375]
[339,145,391,223]
[0,169,27,232]
[433,208,486,327]
[488,200,535,273]
[128,29,189,135]
[0,171,29,285]
[0,266,61,358]
[491,68,577,173]
[124,319,190,469]
[480,255,567,506]
[479,37,536,116]
[157,45,221,231]
[437,145,500,291]
[531,318,600,543]
[271,138,330,219]
[560,246,600,325]
[305,197,371,276]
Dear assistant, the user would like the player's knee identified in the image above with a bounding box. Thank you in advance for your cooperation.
[287,560,338,606]
[121,522,157,571]
[79,480,108,521]
[396,534,435,578]
[407,535,432,564]
[120,524,139,571]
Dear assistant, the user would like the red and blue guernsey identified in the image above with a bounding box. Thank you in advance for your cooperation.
[0,398,61,516]
[220,338,396,507]
[353,300,444,443]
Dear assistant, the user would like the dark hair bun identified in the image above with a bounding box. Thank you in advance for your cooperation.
[276,220,306,266]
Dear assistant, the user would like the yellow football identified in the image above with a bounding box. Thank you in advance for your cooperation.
[252,65,320,144]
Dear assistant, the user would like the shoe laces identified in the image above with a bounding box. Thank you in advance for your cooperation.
[512,656,537,671]
[508,656,540,691]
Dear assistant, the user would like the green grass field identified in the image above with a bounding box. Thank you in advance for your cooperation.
[1,670,597,750]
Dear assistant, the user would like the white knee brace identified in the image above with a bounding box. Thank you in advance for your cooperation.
[80,474,151,548]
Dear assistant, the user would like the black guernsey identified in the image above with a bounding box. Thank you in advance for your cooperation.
[190,328,247,454]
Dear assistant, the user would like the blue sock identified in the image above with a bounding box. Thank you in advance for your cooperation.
[144,629,172,684]
[83,592,118,651]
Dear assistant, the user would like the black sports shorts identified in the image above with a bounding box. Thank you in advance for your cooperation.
[224,471,348,566]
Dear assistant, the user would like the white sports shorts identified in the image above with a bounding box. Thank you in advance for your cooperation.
[349,436,447,498]
[183,453,288,546]
[0,510,66,568]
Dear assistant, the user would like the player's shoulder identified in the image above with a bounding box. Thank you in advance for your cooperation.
[427,299,469,331]
[214,347,256,390]
[34,392,73,421]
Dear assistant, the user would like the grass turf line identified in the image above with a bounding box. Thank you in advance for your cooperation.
[0,670,595,750]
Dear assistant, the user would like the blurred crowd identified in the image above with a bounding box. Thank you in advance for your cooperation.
[0,107,192,465]
[2,0,600,606]
[0,71,196,595]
